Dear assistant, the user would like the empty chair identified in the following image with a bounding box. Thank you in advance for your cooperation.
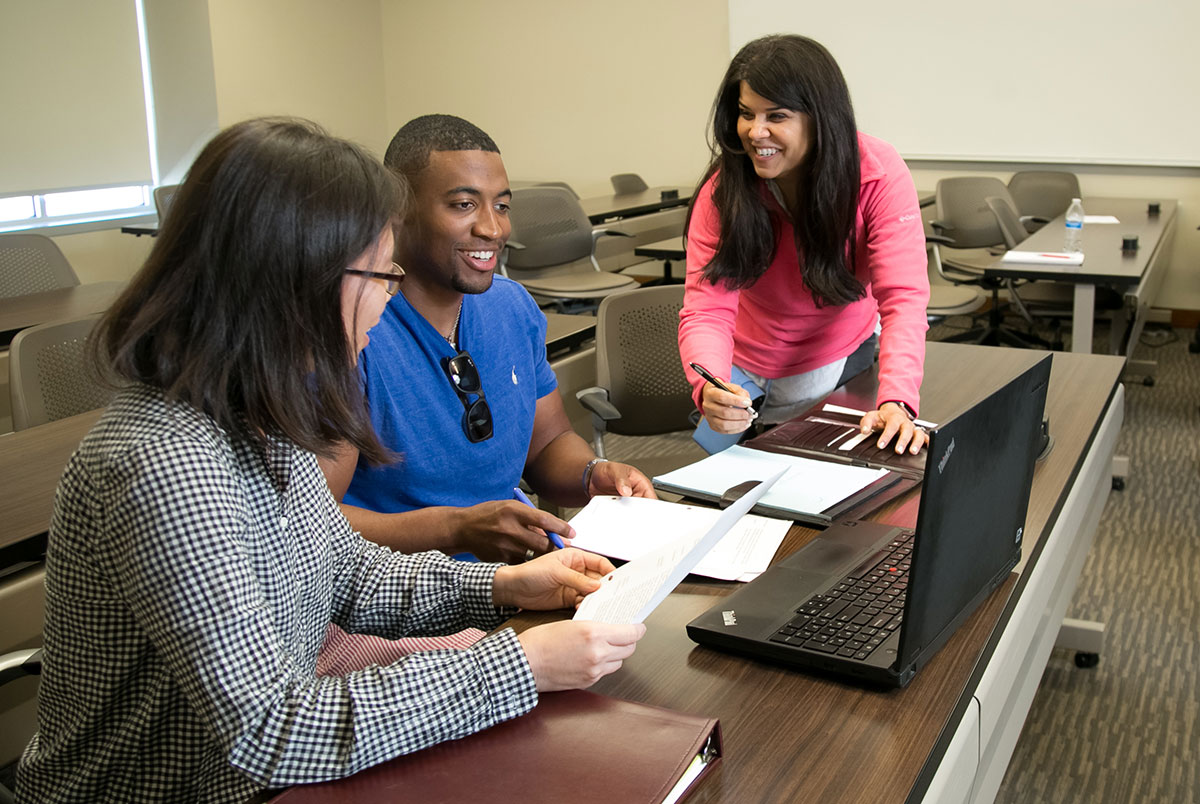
[534,180,578,198]
[610,173,649,194]
[0,234,79,300]
[1007,170,1081,230]
[502,187,638,311]
[9,314,111,430]
[929,178,1049,348]
[153,183,180,224]
[575,285,702,477]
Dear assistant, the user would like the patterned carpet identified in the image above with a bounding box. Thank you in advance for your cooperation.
[992,326,1200,804]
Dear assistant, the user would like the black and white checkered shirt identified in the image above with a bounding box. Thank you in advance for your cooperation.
[16,384,537,804]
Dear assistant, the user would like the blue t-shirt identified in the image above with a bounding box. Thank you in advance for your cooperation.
[346,277,559,514]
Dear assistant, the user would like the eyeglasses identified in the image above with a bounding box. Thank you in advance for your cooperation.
[442,350,493,443]
[345,261,405,296]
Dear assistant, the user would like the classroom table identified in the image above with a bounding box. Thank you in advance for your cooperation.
[983,198,1177,356]
[543,311,595,357]
[0,409,102,551]
[632,236,685,284]
[275,342,1124,804]
[579,185,693,225]
[0,280,126,346]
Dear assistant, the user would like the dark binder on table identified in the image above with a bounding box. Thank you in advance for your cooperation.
[269,689,721,804]
[745,406,927,481]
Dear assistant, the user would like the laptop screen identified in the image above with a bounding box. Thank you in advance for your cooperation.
[896,356,1051,668]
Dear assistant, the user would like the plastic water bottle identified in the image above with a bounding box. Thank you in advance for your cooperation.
[1063,198,1084,253]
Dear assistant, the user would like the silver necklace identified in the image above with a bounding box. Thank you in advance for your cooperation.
[445,300,463,350]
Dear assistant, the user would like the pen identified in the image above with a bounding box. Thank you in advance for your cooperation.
[689,362,758,419]
[512,487,565,549]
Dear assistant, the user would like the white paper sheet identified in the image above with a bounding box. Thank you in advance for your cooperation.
[654,445,889,519]
[573,469,785,624]
[1000,250,1085,266]
[820,403,938,430]
[567,496,790,581]
[1083,215,1120,224]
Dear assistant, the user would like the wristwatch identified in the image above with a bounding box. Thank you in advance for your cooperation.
[881,400,916,420]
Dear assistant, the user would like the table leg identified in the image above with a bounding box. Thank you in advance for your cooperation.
[1071,283,1096,353]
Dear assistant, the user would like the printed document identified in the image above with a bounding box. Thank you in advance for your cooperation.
[568,496,789,581]
[574,469,785,624]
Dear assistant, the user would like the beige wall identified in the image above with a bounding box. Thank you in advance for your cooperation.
[207,0,390,156]
[379,0,729,197]
[41,1,1198,308]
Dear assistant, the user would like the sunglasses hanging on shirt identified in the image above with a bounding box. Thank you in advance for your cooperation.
[442,350,493,443]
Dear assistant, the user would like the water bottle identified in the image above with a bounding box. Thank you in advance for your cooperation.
[1063,198,1084,253]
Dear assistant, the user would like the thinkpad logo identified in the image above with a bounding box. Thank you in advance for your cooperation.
[937,437,956,474]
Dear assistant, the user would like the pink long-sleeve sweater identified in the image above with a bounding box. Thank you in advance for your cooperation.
[679,132,930,414]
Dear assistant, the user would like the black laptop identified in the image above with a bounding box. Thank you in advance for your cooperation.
[686,355,1052,688]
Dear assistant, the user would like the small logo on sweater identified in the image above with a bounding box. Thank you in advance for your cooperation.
[511,366,519,385]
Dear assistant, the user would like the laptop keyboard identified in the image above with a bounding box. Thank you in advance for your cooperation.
[768,531,913,661]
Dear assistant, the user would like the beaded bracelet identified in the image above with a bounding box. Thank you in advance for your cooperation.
[581,457,608,497]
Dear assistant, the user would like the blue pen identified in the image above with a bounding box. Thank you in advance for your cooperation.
[512,487,566,549]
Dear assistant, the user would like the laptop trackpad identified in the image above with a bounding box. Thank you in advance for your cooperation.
[783,520,901,576]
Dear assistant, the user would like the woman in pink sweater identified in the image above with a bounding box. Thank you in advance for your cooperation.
[679,34,930,454]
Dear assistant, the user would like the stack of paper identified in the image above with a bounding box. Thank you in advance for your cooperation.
[573,470,784,625]
[569,496,790,582]
[1000,250,1084,266]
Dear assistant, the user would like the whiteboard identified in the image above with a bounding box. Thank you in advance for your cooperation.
[729,0,1198,167]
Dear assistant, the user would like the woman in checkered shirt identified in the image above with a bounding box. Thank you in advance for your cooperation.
[15,117,644,804]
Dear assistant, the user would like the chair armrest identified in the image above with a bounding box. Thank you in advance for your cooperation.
[505,239,526,251]
[575,386,621,421]
[0,647,42,686]
[925,233,954,246]
[591,229,634,244]
[930,220,955,236]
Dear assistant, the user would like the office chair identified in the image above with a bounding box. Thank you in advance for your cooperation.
[9,314,111,430]
[153,183,180,224]
[0,648,41,803]
[1007,170,1081,232]
[534,181,579,198]
[574,285,701,478]
[501,187,638,312]
[610,173,649,194]
[929,178,1050,349]
[0,234,79,300]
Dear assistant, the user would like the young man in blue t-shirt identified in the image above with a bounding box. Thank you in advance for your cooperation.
[320,115,654,566]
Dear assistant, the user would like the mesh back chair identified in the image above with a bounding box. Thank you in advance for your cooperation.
[575,285,700,476]
[610,173,649,194]
[1007,170,1081,230]
[153,183,180,224]
[0,234,79,300]
[502,187,638,311]
[9,314,111,430]
[534,181,579,198]
[929,178,1049,349]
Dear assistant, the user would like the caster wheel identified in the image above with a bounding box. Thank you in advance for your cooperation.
[1142,377,1155,387]
[1112,477,1125,491]
[1074,652,1099,669]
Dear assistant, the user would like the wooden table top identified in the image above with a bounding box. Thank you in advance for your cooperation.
[508,342,1125,804]
[579,186,693,224]
[0,409,102,550]
[0,280,127,342]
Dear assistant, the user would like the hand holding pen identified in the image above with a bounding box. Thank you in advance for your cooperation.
[690,362,759,434]
[513,487,566,559]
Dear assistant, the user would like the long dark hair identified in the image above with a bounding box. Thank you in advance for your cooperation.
[94,117,404,463]
[689,34,864,307]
